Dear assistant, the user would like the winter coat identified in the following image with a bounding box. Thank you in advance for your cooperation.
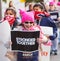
[40,15,57,40]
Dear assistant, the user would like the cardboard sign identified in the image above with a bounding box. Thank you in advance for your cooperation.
[0,20,11,44]
[41,26,53,36]
[0,57,10,61]
[0,42,7,56]
[39,44,51,61]
[11,31,40,52]
[49,11,59,21]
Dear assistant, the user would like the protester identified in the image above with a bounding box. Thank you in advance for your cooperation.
[48,2,59,55]
[33,3,58,55]
[8,1,15,8]
[56,2,60,23]
[0,7,21,61]
[3,7,20,30]
[57,2,60,44]
[33,3,50,25]
[1,7,21,61]
[13,9,49,61]
[49,2,56,11]
[27,3,33,12]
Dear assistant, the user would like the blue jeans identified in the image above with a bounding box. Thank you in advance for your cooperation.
[17,51,38,61]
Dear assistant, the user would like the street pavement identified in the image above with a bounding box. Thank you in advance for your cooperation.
[50,44,60,61]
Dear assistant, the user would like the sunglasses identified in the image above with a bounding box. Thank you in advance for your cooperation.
[25,22,33,24]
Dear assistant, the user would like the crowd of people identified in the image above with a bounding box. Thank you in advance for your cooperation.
[0,1,60,61]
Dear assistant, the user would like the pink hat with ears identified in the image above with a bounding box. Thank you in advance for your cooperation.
[49,2,54,6]
[19,9,34,23]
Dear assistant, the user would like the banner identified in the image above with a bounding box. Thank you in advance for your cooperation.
[11,31,40,52]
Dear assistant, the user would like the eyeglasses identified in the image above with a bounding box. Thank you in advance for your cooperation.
[25,22,33,24]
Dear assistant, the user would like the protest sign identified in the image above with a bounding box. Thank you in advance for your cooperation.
[41,26,53,36]
[0,42,7,57]
[39,43,51,61]
[0,20,11,44]
[11,31,40,52]
[0,57,10,61]
[49,11,59,21]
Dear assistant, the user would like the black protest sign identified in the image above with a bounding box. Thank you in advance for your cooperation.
[11,31,40,52]
[49,11,59,21]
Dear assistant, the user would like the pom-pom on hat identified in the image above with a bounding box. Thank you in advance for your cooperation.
[19,9,34,23]
[49,2,54,6]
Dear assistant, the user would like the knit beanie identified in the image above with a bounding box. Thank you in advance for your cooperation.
[19,9,34,23]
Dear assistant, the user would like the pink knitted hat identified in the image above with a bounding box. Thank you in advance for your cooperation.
[49,2,54,6]
[20,9,34,23]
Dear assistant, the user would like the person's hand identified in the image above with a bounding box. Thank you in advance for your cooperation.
[8,40,12,45]
[5,51,14,60]
[37,35,49,44]
[42,35,49,43]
